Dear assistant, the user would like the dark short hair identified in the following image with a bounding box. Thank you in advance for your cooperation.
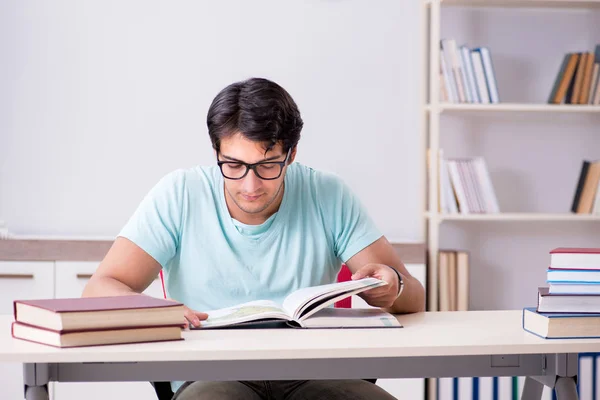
[207,78,303,154]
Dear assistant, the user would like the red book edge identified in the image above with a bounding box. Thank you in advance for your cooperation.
[550,248,600,254]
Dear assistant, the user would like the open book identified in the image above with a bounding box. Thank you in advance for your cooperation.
[197,277,402,329]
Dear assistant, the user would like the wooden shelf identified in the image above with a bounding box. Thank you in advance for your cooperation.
[425,212,600,221]
[425,103,600,113]
[425,0,600,8]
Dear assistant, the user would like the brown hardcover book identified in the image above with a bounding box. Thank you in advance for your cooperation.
[550,53,579,104]
[571,53,588,104]
[13,295,185,331]
[579,52,596,104]
[577,161,600,214]
[456,251,470,312]
[11,321,183,348]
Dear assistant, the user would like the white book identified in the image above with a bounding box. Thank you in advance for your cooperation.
[198,278,400,329]
[473,157,500,213]
[440,49,457,103]
[444,39,467,103]
[498,376,513,400]
[579,355,594,400]
[457,377,472,400]
[447,160,470,214]
[437,377,454,400]
[461,46,479,103]
[458,159,481,213]
[471,50,491,104]
[441,158,459,214]
[440,46,458,103]
[478,377,494,400]
[457,46,473,103]
[477,47,500,103]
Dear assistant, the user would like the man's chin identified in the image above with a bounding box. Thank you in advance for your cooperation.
[235,199,269,214]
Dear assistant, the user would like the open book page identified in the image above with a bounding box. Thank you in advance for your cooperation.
[296,308,402,329]
[281,277,386,321]
[199,300,290,329]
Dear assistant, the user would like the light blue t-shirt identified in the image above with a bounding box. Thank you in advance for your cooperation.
[118,162,382,393]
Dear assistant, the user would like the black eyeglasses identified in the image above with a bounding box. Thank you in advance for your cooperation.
[217,148,291,180]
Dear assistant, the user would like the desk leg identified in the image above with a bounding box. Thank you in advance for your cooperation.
[25,386,49,400]
[555,377,578,400]
[521,377,544,400]
[23,363,50,400]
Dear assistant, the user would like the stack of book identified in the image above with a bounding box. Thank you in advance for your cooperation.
[548,45,600,105]
[571,160,600,215]
[523,247,600,339]
[432,151,500,214]
[11,295,185,348]
[439,38,499,104]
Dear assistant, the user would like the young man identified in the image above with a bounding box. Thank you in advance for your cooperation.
[83,77,425,400]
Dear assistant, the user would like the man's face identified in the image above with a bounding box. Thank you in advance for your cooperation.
[218,133,294,216]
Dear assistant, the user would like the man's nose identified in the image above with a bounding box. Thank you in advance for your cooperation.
[242,168,262,192]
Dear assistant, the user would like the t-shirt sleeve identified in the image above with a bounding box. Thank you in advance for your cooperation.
[316,171,383,263]
[118,170,186,269]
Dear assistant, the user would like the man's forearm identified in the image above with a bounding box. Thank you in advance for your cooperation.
[82,276,140,298]
[386,275,426,314]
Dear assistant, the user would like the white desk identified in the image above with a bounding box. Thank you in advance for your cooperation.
[1,310,597,400]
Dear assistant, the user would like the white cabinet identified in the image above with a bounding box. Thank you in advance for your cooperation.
[352,263,427,400]
[0,262,55,400]
[53,262,162,400]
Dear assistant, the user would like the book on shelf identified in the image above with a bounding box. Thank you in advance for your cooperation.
[196,278,402,329]
[437,250,469,312]
[439,39,499,104]
[548,45,600,105]
[12,295,186,347]
[571,160,600,215]
[434,152,499,215]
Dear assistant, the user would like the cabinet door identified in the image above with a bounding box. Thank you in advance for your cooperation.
[0,262,55,400]
[53,262,162,400]
[352,263,427,400]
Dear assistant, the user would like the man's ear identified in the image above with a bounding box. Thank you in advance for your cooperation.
[288,146,297,164]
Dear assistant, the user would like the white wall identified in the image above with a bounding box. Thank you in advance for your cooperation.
[2,2,599,312]
[0,0,423,241]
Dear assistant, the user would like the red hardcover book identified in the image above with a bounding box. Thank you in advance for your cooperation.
[14,295,184,331]
[549,248,600,270]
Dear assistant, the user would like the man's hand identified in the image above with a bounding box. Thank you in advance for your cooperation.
[351,263,400,308]
[172,299,208,329]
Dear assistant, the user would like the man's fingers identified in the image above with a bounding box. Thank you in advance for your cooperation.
[351,264,379,280]
[195,312,209,321]
[184,307,202,327]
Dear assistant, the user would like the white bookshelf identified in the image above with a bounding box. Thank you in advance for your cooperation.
[425,0,600,8]
[422,0,600,313]
[426,103,600,113]
[425,212,600,221]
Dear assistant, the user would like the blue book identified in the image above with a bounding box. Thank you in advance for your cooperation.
[522,307,600,339]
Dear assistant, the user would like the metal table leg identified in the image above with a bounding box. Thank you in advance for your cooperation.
[555,377,579,400]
